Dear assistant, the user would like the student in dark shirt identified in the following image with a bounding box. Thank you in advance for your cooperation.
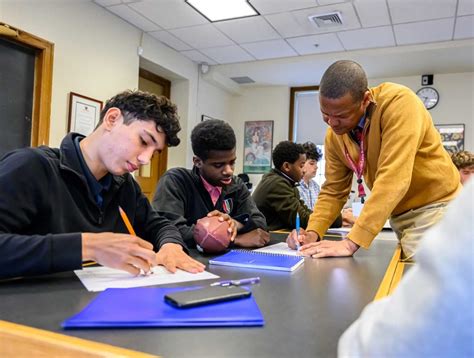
[152,119,269,249]
[0,90,204,279]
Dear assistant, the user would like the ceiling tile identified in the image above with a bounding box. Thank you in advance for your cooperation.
[215,16,281,44]
[179,50,218,65]
[394,18,454,45]
[94,0,121,6]
[317,0,350,4]
[337,26,395,50]
[353,0,391,27]
[286,33,344,55]
[264,12,312,38]
[388,0,457,24]
[129,0,208,29]
[458,0,474,16]
[107,4,161,32]
[249,0,319,15]
[170,24,235,49]
[148,30,192,51]
[200,45,256,64]
[241,39,298,60]
[454,15,474,39]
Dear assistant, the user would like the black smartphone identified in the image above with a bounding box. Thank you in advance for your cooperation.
[164,286,251,308]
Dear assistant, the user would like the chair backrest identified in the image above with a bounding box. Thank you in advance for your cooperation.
[237,173,252,190]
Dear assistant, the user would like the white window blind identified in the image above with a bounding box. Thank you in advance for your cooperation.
[293,90,328,187]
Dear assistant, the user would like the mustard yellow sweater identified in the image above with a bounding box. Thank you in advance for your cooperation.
[307,83,461,248]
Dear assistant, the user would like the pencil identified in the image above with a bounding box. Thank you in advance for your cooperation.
[119,206,153,275]
[118,206,136,236]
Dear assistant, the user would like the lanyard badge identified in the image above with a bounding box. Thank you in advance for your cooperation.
[344,129,367,203]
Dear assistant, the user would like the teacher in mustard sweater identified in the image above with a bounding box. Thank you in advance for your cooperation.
[288,60,461,261]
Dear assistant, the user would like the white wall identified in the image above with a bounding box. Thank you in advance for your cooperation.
[227,86,290,186]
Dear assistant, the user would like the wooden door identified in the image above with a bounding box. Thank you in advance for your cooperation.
[0,22,53,150]
[135,68,171,201]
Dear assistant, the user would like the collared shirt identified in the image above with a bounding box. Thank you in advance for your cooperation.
[350,115,366,145]
[74,136,112,207]
[298,179,320,210]
[200,175,222,206]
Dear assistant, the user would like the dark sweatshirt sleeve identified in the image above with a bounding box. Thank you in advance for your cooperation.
[132,180,187,252]
[151,172,195,243]
[0,150,82,279]
[232,179,267,233]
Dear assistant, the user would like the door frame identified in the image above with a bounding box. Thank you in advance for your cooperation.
[1,22,54,147]
[136,68,172,200]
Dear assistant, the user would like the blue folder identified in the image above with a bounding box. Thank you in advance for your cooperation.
[62,286,264,329]
[209,249,304,272]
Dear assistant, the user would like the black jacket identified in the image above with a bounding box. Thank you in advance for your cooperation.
[152,167,267,248]
[0,133,184,279]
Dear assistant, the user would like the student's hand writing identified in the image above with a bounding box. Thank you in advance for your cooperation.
[82,232,157,276]
[286,229,318,250]
[207,210,241,241]
[156,243,205,274]
[235,228,270,248]
[299,238,359,258]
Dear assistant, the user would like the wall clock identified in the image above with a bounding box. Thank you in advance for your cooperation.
[416,87,439,110]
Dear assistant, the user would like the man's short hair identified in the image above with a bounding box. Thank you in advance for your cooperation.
[99,90,181,147]
[301,141,322,161]
[272,141,305,170]
[320,60,368,102]
[451,150,474,170]
[191,119,236,160]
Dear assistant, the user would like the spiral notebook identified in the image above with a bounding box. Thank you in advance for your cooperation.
[209,249,304,272]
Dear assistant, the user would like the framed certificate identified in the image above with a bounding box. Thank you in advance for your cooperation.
[68,92,103,136]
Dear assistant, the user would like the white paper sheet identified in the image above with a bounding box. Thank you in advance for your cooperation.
[254,242,301,256]
[75,266,219,292]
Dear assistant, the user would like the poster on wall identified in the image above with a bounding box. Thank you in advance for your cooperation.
[243,120,273,174]
[434,124,465,154]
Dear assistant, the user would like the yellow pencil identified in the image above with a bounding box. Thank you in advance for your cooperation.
[118,206,136,236]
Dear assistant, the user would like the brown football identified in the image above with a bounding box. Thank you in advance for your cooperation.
[193,216,232,254]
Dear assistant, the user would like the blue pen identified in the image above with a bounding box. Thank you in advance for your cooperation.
[210,277,261,287]
[295,212,301,251]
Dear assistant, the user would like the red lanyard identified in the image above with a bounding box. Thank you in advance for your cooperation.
[343,129,367,203]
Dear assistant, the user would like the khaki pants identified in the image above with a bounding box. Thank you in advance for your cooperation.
[390,202,449,261]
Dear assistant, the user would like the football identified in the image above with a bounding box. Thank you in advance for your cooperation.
[193,216,232,254]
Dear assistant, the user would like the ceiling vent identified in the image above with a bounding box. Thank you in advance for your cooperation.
[308,11,343,28]
[230,76,255,84]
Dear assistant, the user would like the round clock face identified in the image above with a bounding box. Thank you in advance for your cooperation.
[416,87,439,110]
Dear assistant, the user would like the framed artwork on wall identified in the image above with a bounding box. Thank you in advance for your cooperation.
[68,92,103,136]
[243,120,273,174]
[434,124,465,154]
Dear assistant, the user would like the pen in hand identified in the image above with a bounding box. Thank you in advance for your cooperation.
[295,212,301,251]
[118,206,153,275]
